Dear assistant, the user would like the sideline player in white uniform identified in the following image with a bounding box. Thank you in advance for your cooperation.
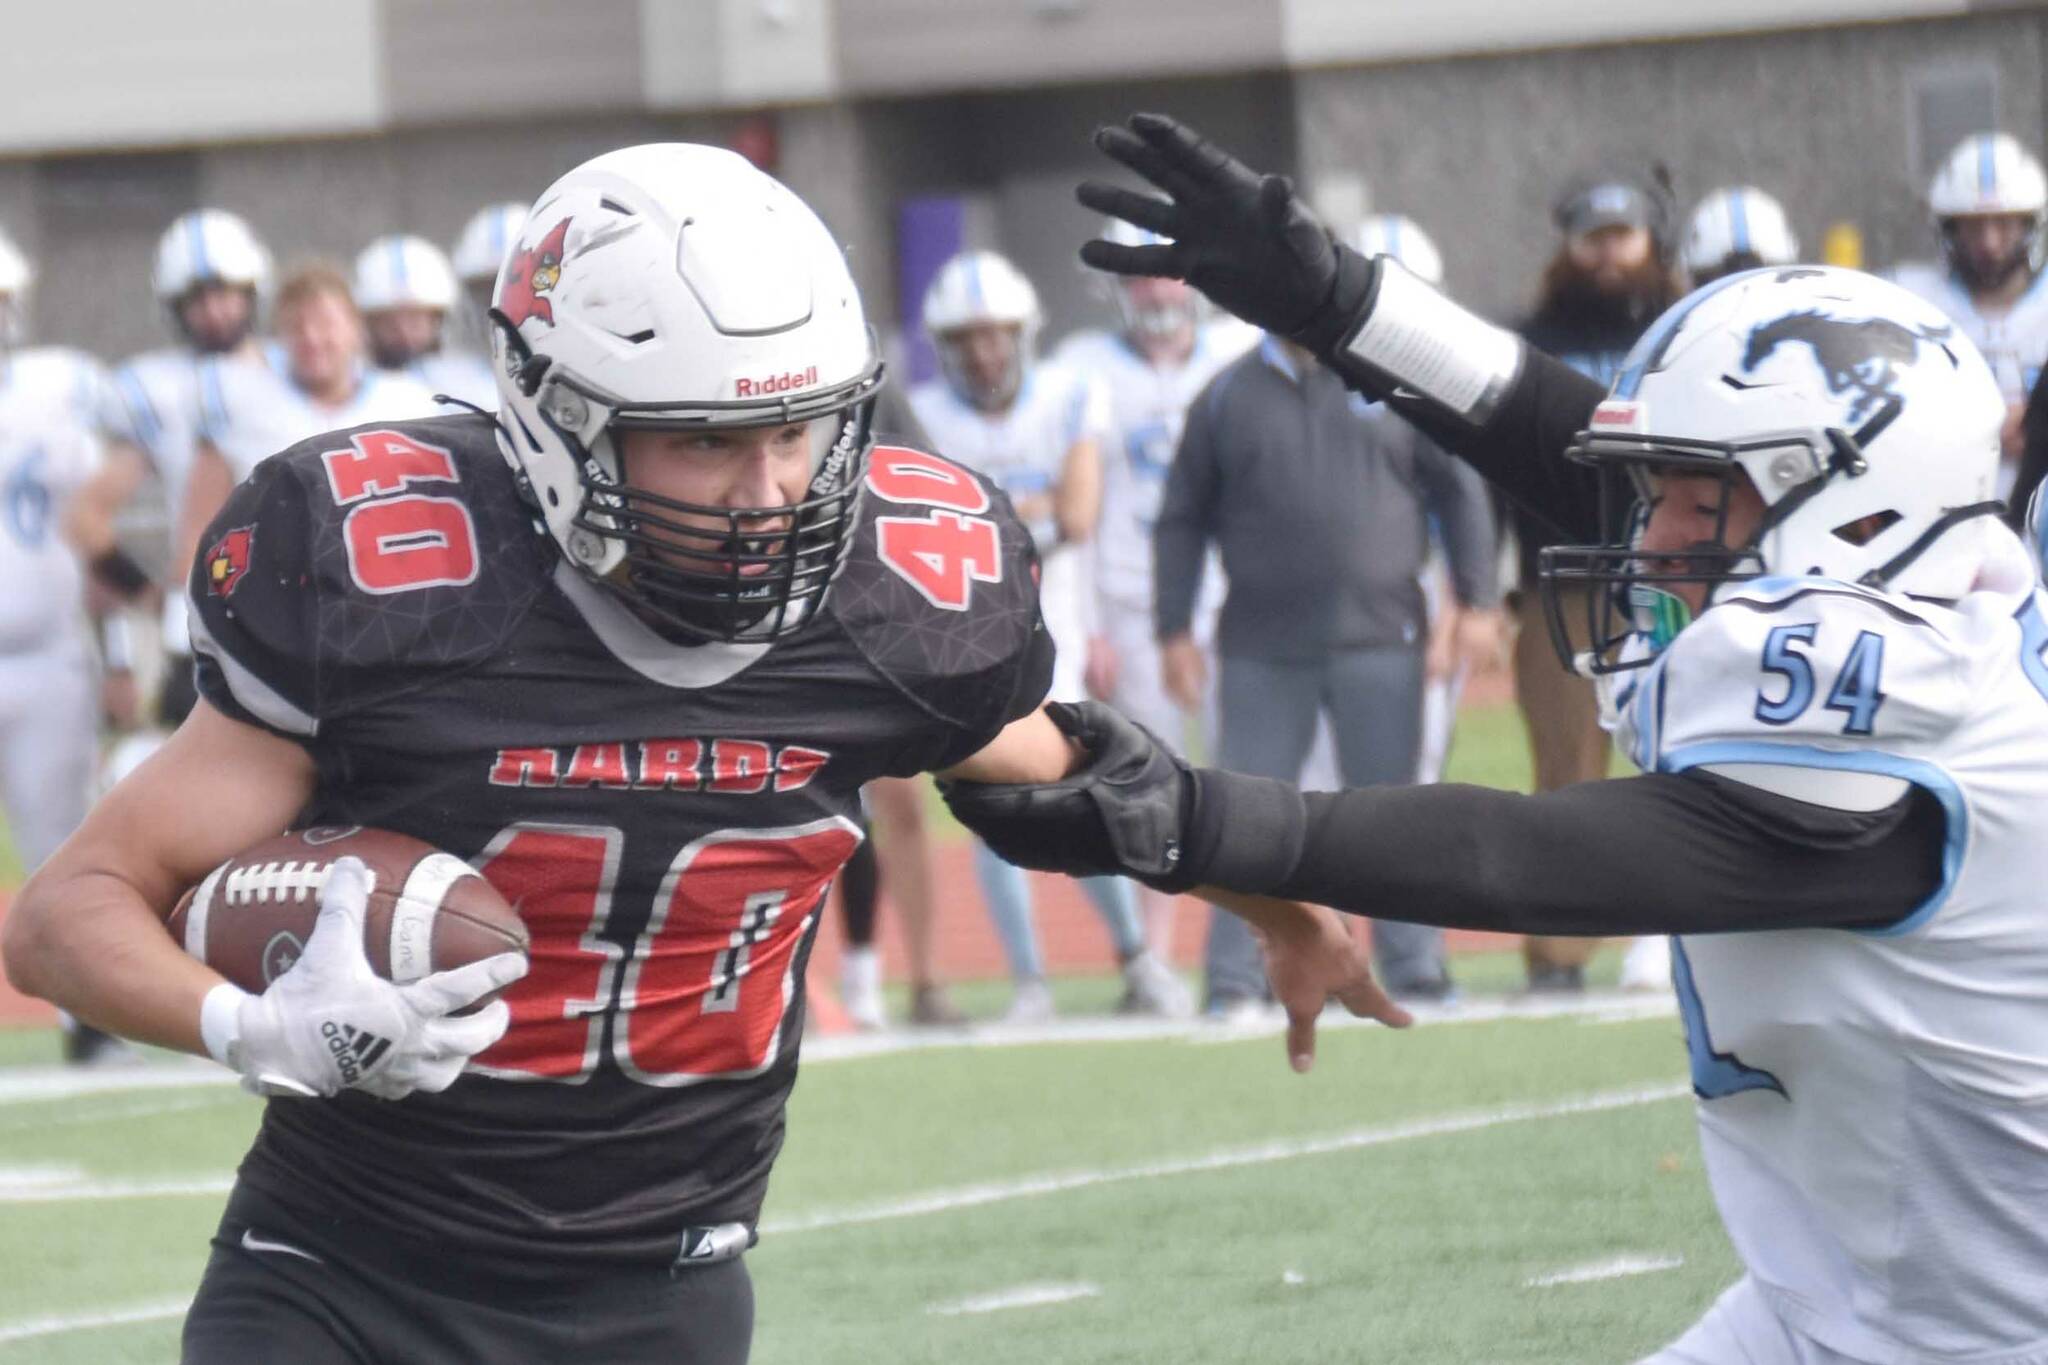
[1890,132,2048,496]
[1682,187,1800,288]
[0,229,127,1063]
[1052,218,1249,960]
[176,263,438,572]
[951,116,2048,1361]
[910,250,1187,1019]
[71,209,272,730]
[352,234,496,410]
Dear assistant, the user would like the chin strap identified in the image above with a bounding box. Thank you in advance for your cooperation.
[1856,501,2005,589]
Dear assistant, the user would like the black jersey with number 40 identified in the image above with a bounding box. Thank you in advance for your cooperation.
[188,412,1049,1269]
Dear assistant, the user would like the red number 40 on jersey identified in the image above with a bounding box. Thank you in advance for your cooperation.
[320,429,480,594]
[867,446,1004,611]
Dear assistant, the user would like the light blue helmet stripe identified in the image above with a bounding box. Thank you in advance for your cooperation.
[1980,135,1998,196]
[1388,216,1402,259]
[1729,192,1751,254]
[965,254,985,312]
[1612,268,1761,399]
[389,238,409,290]
[186,213,210,280]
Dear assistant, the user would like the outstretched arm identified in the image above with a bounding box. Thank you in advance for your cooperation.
[942,702,1944,939]
[1078,112,1607,541]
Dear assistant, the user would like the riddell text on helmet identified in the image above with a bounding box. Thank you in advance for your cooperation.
[733,366,819,397]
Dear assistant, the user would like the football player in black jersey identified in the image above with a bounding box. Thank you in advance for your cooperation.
[2,143,1399,1364]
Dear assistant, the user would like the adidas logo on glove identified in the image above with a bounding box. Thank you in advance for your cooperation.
[321,1021,393,1084]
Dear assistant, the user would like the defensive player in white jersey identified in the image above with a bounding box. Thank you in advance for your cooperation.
[950,113,2048,1362]
[0,228,130,1064]
[1052,219,1249,960]
[352,233,496,410]
[1890,132,2048,494]
[71,209,272,730]
[910,249,1187,1020]
[1682,187,1800,288]
[175,264,439,573]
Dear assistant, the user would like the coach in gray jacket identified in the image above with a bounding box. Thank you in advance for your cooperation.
[1155,334,1499,1009]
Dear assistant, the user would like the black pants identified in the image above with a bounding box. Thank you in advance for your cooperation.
[182,1184,754,1365]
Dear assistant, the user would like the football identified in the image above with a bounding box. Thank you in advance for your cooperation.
[167,826,528,1007]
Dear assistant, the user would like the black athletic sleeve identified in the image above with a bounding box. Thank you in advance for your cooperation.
[1224,768,1945,935]
[2008,362,2048,534]
[1378,345,1608,546]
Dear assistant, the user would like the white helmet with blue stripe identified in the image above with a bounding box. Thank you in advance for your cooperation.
[151,209,270,303]
[352,234,460,312]
[1929,133,2046,285]
[1353,214,1444,287]
[452,202,530,286]
[1682,188,1798,284]
[922,249,1040,409]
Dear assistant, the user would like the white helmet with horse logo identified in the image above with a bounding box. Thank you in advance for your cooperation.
[1543,266,2004,673]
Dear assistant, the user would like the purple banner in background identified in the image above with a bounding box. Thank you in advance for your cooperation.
[896,195,969,385]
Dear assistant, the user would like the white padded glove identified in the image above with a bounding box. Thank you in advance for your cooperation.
[199,857,527,1100]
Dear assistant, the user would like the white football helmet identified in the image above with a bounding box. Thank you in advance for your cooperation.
[1353,214,1444,288]
[1681,188,1799,285]
[352,234,460,313]
[1097,217,1200,341]
[1544,266,2004,674]
[922,250,1040,410]
[490,143,881,644]
[0,227,30,346]
[152,209,270,350]
[1929,132,2047,285]
[452,202,529,287]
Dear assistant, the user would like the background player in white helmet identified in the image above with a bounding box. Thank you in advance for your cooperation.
[351,233,496,410]
[1891,131,2048,494]
[0,226,131,1064]
[911,248,1187,1019]
[69,208,271,733]
[1682,186,1800,286]
[451,201,528,348]
[1052,217,1250,967]
[174,263,439,575]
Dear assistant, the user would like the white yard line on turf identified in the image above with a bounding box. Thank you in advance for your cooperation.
[0,1091,244,1135]
[0,1297,190,1346]
[927,1282,1101,1316]
[0,1173,233,1204]
[1524,1253,1685,1288]
[0,1061,231,1105]
[764,1081,1688,1235]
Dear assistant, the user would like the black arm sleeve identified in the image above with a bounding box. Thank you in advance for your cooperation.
[1380,346,1608,546]
[1239,769,1945,936]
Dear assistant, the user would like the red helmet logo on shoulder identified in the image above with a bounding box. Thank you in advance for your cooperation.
[499,218,572,328]
[733,365,819,398]
[206,526,255,598]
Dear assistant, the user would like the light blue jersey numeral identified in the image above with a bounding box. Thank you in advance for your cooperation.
[1755,622,1888,735]
[2,449,50,548]
[1672,938,1785,1101]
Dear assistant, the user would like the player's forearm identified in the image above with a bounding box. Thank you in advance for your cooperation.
[2,869,219,1055]
[1184,769,1941,936]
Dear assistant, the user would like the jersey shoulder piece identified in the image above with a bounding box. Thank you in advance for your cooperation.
[826,443,1053,772]
[1618,576,1969,775]
[4,346,111,434]
[1886,260,1958,308]
[188,412,552,740]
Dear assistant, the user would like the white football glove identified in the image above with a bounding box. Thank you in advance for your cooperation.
[198,857,527,1100]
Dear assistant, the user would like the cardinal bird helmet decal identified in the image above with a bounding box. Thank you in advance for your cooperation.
[498,217,571,328]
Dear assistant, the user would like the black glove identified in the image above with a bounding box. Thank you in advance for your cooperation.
[1077,113,1380,360]
[940,701,1196,891]
[940,701,1311,898]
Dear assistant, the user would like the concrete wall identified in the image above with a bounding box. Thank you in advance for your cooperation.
[1294,10,2048,321]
